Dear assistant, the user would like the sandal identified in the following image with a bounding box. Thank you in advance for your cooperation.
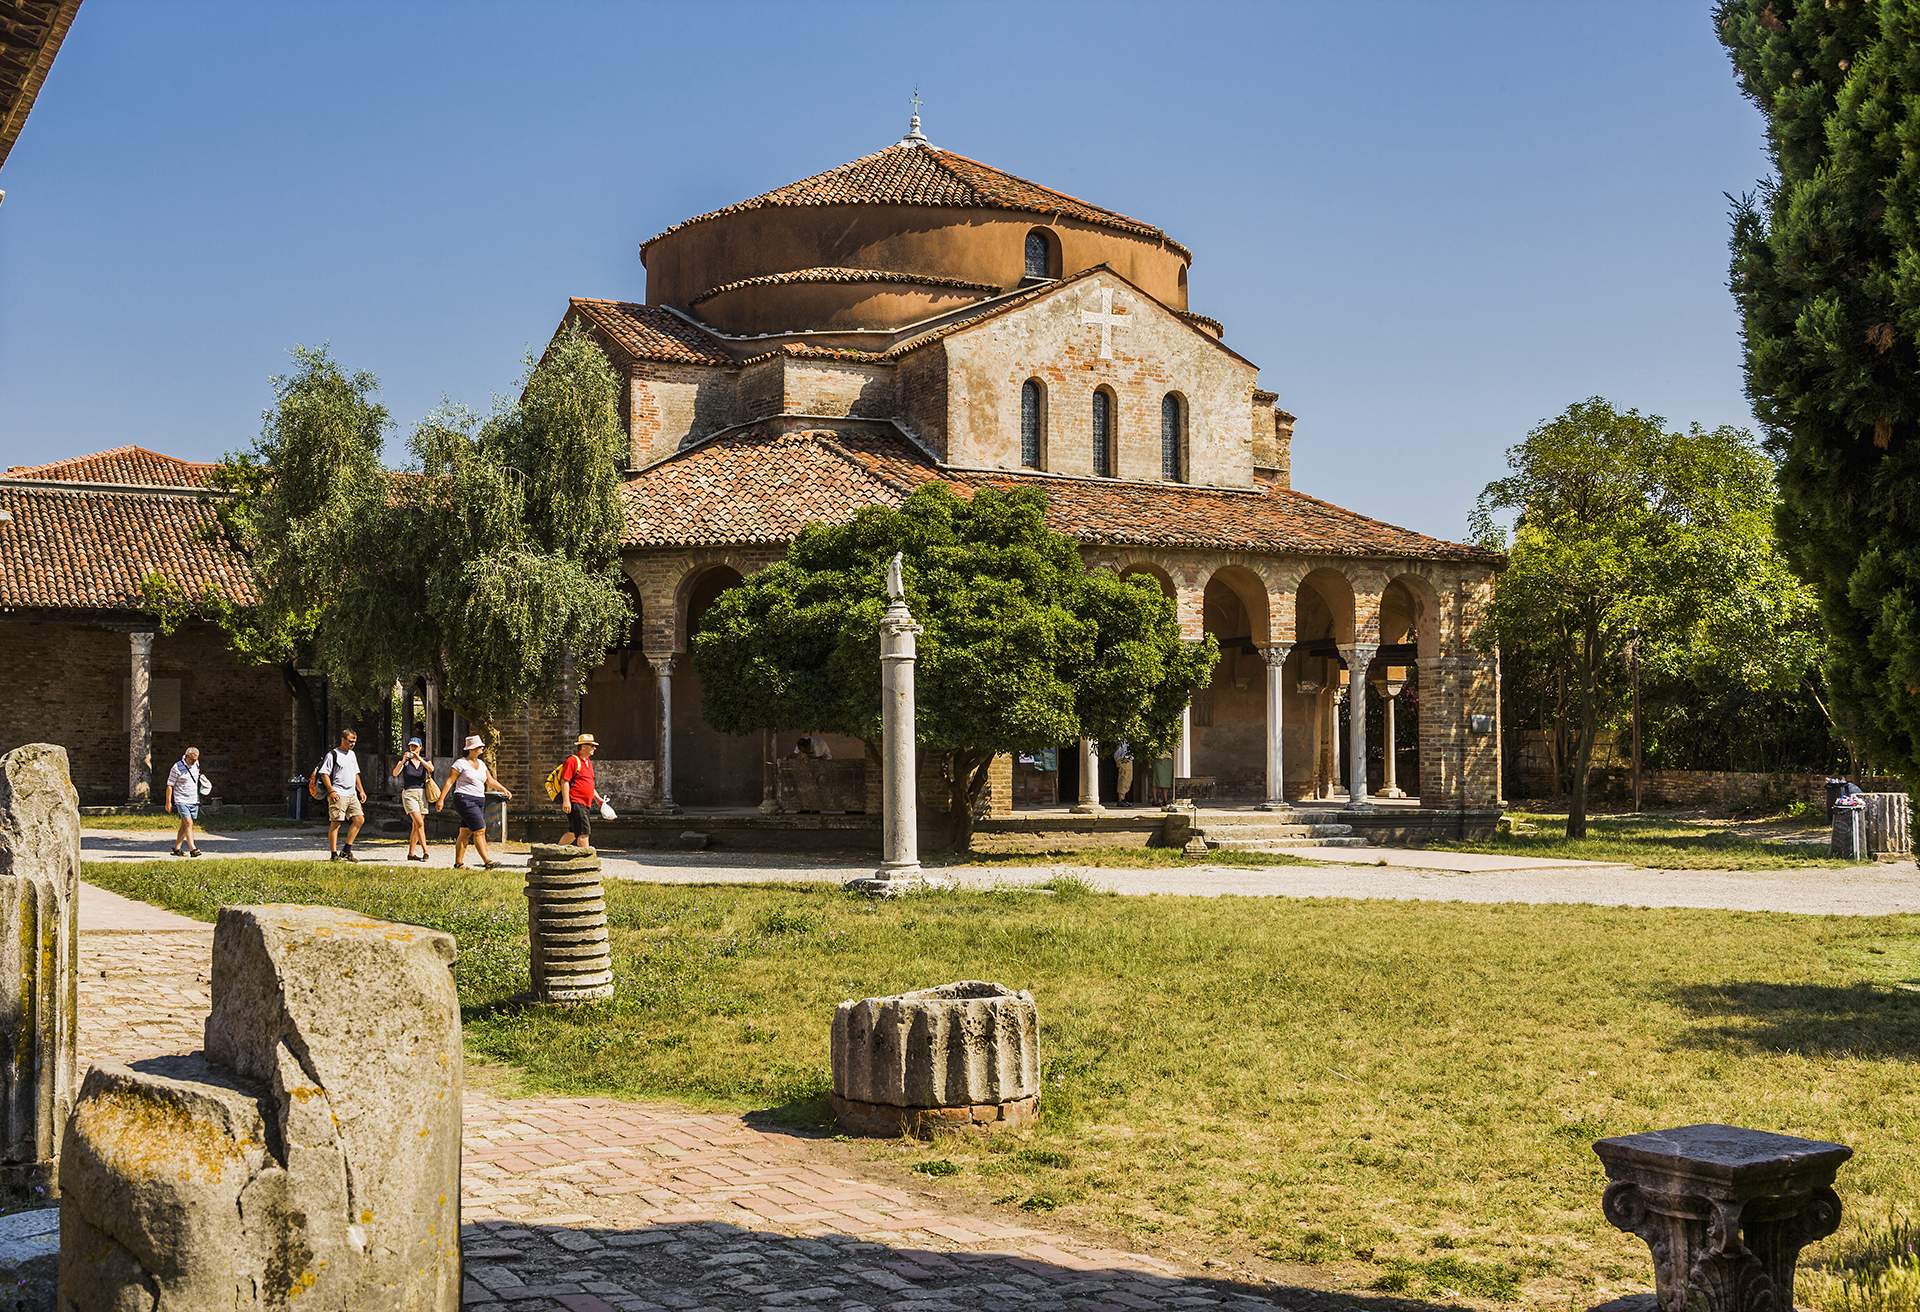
[188,848,203,858]
[169,847,182,858]
[482,860,503,870]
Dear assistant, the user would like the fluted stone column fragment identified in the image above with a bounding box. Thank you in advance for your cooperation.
[526,843,615,1003]
[0,744,79,1209]
[61,904,463,1310]
[831,981,1039,1136]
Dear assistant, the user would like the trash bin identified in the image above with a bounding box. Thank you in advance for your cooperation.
[1825,777,1848,819]
[288,777,307,822]
[1832,802,1865,859]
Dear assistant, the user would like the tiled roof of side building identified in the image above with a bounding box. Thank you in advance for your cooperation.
[0,483,256,614]
[643,142,1191,259]
[569,298,735,367]
[5,444,220,488]
[620,426,1497,564]
[622,427,936,546]
[689,266,999,306]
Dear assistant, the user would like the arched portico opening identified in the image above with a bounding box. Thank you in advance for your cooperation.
[581,578,653,759]
[1378,573,1442,801]
[1293,569,1356,799]
[1192,566,1271,799]
[676,565,760,807]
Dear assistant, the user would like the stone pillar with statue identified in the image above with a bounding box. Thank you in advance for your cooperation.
[847,554,948,896]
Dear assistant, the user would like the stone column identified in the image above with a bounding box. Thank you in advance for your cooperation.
[127,630,155,804]
[0,744,79,1211]
[1174,704,1192,779]
[1379,682,1406,799]
[1345,644,1378,809]
[848,570,945,895]
[648,655,681,814]
[1259,644,1292,810]
[1328,688,1344,798]
[759,730,779,814]
[1071,737,1103,814]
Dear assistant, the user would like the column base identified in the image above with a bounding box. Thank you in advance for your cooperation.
[1257,800,1292,813]
[1343,800,1378,813]
[645,803,683,816]
[1069,802,1105,816]
[1377,787,1406,800]
[845,867,954,898]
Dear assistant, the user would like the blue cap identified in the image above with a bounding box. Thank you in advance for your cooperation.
[407,737,423,747]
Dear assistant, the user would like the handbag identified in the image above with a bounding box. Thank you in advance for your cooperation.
[425,774,442,804]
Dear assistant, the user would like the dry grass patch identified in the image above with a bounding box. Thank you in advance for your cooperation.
[87,859,1920,1309]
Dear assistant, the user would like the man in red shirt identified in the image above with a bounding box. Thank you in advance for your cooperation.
[557,734,607,847]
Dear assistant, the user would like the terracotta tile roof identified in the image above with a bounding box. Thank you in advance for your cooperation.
[621,426,1494,564]
[644,141,1190,259]
[5,444,219,488]
[690,266,998,306]
[0,482,255,614]
[569,298,734,367]
[622,427,933,546]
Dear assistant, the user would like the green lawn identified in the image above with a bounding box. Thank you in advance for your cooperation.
[1436,811,1846,869]
[80,811,307,833]
[86,859,1920,1310]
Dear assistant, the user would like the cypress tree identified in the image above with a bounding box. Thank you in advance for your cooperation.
[1718,1,1920,773]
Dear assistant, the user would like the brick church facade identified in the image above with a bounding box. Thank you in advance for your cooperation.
[0,120,1503,829]
[540,117,1504,820]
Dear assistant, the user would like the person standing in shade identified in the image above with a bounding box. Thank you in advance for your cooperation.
[164,746,210,858]
[389,736,437,862]
[437,734,512,869]
[555,733,608,848]
[316,729,367,863]
[1113,740,1135,805]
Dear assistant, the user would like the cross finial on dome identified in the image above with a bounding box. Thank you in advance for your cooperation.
[902,88,929,145]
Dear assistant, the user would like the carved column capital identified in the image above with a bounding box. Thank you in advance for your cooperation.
[1261,642,1293,668]
[647,653,680,677]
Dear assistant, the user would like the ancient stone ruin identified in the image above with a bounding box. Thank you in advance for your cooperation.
[525,844,614,1003]
[60,904,463,1310]
[1595,1122,1850,1312]
[0,743,80,1212]
[831,981,1039,1136]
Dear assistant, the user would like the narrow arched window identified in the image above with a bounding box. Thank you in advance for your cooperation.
[1092,389,1113,478]
[1020,379,1044,469]
[1024,228,1056,280]
[1161,393,1186,481]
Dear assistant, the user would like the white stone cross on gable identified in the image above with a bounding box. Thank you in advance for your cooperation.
[1080,286,1128,360]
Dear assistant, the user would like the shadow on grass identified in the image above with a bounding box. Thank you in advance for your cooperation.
[466,1217,1480,1311]
[1668,980,1920,1057]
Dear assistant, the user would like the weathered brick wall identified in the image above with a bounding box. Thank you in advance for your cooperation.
[628,361,737,467]
[942,271,1259,485]
[0,619,290,804]
[895,347,949,458]
[780,358,896,419]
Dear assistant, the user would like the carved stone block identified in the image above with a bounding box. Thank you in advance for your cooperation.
[0,744,79,1210]
[1594,1123,1850,1312]
[831,982,1038,1137]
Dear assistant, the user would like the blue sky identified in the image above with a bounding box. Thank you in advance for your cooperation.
[0,1,1769,539]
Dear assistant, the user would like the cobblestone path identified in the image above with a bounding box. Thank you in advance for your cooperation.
[79,925,1346,1312]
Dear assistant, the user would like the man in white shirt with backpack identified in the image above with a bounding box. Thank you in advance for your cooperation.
[313,729,368,863]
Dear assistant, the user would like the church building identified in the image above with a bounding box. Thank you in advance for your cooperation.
[528,114,1504,827]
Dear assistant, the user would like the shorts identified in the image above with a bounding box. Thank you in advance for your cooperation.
[452,792,487,832]
[402,787,427,816]
[174,802,200,822]
[327,791,364,823]
[567,802,591,840]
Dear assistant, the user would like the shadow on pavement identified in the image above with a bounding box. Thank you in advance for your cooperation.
[461,1217,1475,1311]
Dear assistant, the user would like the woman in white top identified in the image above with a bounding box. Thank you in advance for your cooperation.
[434,734,513,869]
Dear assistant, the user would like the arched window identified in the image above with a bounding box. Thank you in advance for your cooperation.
[1021,379,1046,469]
[1092,389,1114,478]
[1161,393,1186,481]
[1024,227,1057,280]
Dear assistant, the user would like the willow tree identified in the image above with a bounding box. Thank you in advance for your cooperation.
[323,324,633,742]
[692,482,1216,846]
[1718,1,1920,778]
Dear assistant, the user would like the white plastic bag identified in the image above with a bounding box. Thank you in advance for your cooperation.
[599,799,617,821]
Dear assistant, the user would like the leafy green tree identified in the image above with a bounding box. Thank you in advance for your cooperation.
[1473,398,1819,836]
[168,347,391,758]
[1718,2,1920,780]
[321,324,632,743]
[692,483,1217,846]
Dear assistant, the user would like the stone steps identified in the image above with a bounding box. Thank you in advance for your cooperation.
[1210,835,1371,850]
[1191,814,1367,852]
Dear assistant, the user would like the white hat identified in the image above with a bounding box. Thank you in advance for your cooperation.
[462,734,485,752]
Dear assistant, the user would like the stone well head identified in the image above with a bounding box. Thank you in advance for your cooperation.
[830,979,1039,1137]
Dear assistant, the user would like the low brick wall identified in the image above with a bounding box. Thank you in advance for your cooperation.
[1583,769,1907,813]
